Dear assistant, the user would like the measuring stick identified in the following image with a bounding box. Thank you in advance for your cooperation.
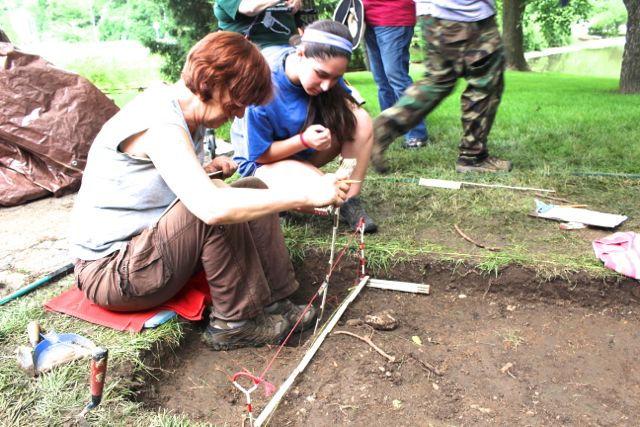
[255,276,370,427]
[418,178,555,193]
[367,279,430,294]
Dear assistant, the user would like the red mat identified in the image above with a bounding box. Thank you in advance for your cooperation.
[44,271,211,332]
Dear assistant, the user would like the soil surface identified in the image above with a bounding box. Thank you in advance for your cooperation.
[138,254,640,427]
[0,194,75,298]
[4,195,640,426]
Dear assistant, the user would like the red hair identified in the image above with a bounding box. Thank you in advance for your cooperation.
[182,32,272,115]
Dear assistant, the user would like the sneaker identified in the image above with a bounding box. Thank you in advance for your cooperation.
[265,299,316,332]
[340,196,378,233]
[455,156,513,173]
[401,138,427,149]
[202,313,290,351]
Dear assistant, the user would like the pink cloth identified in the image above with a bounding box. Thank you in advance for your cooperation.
[593,232,640,280]
[363,0,416,27]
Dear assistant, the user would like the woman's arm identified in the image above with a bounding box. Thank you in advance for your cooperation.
[143,124,347,225]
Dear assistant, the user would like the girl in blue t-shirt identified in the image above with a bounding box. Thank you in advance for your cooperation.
[232,19,377,232]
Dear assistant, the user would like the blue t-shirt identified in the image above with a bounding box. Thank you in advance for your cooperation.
[232,48,315,177]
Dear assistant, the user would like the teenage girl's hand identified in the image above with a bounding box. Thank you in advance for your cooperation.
[301,124,332,151]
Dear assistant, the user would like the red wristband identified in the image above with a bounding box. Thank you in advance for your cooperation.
[299,133,311,149]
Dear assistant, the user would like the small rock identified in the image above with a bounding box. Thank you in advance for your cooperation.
[345,318,363,326]
[364,310,397,330]
[470,404,492,414]
[500,362,514,373]
[432,383,440,391]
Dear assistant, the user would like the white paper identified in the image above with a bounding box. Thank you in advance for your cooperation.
[537,206,627,228]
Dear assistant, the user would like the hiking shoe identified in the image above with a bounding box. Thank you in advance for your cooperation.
[370,116,398,174]
[401,138,427,149]
[265,299,316,332]
[455,156,513,173]
[370,145,390,174]
[340,196,378,233]
[202,313,290,351]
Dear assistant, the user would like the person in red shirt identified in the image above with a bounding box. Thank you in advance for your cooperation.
[363,0,428,149]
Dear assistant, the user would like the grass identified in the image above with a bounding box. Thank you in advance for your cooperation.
[0,276,191,426]
[298,66,640,279]
[496,328,526,350]
[1,47,639,425]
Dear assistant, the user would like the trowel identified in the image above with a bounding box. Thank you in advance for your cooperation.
[16,324,96,376]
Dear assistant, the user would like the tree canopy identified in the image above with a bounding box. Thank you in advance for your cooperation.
[1,0,636,92]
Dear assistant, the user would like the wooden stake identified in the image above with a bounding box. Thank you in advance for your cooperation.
[419,178,555,193]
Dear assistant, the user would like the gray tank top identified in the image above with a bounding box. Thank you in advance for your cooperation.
[69,84,204,260]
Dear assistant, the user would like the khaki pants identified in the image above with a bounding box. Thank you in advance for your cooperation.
[74,177,298,321]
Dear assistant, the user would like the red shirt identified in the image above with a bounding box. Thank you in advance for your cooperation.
[363,0,417,27]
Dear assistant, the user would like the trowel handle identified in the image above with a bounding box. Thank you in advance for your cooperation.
[27,320,40,347]
[89,347,108,407]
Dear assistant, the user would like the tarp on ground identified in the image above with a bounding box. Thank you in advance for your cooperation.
[0,42,119,206]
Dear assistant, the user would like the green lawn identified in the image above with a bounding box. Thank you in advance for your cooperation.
[298,66,640,276]
[1,63,639,426]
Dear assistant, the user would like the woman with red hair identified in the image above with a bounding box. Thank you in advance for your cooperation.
[69,32,351,350]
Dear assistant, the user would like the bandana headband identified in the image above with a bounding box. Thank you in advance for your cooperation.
[300,29,353,53]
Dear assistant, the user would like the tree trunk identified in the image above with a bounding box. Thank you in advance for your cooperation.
[502,0,530,71]
[621,0,640,93]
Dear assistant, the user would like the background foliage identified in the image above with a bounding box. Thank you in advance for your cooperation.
[0,0,629,80]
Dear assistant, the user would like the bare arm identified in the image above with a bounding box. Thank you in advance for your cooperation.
[257,124,332,163]
[142,124,347,225]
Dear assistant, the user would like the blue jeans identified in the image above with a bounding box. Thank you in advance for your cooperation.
[364,25,428,142]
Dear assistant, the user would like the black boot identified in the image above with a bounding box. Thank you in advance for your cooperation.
[340,196,378,233]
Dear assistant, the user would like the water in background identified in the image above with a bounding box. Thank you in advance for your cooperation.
[528,46,623,79]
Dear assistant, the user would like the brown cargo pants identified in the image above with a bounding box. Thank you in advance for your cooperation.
[74,177,298,321]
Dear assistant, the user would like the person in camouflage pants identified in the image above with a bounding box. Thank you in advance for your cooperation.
[371,5,512,174]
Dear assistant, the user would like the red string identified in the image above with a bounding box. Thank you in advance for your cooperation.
[232,216,366,396]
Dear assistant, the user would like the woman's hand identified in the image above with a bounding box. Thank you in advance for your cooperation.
[301,124,332,151]
[204,156,238,178]
[305,173,350,208]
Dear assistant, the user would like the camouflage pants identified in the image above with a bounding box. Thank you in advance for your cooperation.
[374,15,505,162]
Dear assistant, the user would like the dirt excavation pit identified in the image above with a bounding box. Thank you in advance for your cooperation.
[136,256,640,426]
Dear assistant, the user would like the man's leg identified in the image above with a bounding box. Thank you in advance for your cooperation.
[374,25,428,144]
[371,16,458,173]
[456,17,511,173]
[364,26,395,112]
